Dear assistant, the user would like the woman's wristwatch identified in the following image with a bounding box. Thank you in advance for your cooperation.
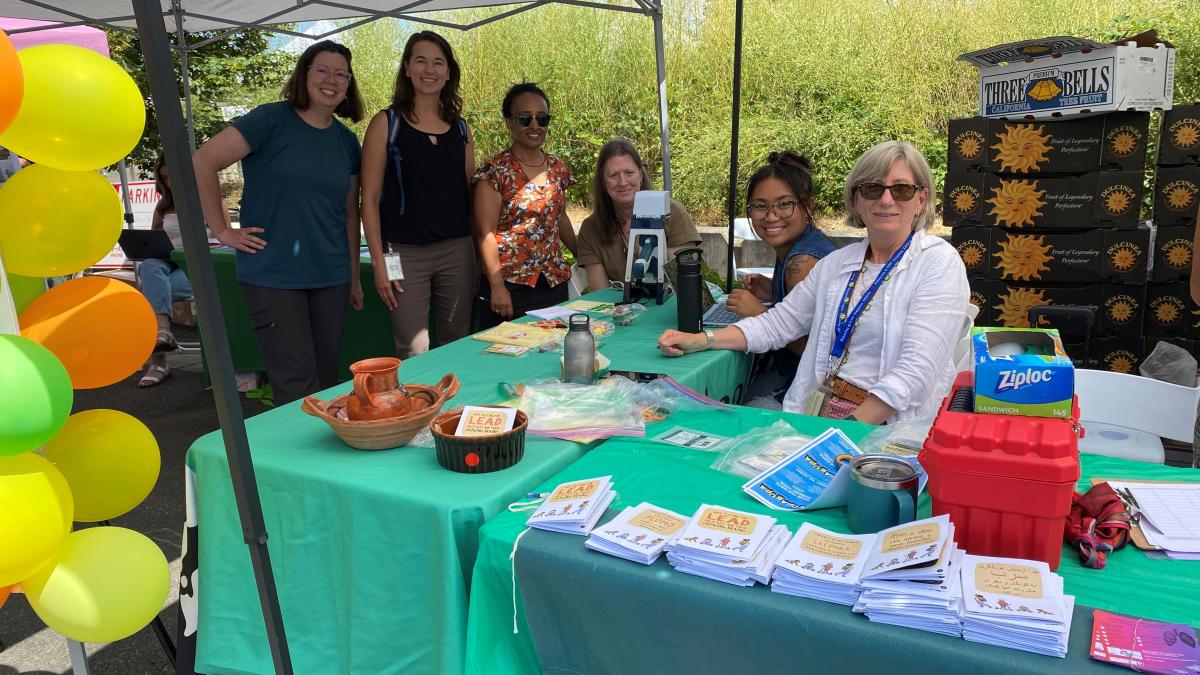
[703,329,716,350]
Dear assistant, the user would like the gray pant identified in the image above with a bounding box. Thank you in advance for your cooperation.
[386,236,474,358]
[240,282,350,406]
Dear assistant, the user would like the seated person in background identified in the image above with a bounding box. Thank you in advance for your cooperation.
[137,155,194,387]
[576,138,701,291]
[657,141,969,424]
[725,151,836,405]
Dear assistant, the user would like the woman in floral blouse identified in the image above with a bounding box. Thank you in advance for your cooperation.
[474,82,578,327]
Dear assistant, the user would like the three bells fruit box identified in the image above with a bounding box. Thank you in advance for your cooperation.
[971,327,1075,419]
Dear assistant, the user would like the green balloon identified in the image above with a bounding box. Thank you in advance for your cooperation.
[0,334,73,456]
[5,273,46,315]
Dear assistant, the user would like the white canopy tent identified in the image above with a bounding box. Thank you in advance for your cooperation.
[0,2,684,673]
[1,0,675,189]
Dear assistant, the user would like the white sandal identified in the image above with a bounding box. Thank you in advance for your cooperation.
[138,363,171,388]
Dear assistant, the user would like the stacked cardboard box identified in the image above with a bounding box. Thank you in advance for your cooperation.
[947,112,1154,371]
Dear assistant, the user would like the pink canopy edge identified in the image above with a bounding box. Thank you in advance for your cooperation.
[0,17,109,56]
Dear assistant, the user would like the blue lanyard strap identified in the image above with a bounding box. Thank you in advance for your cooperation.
[829,230,915,362]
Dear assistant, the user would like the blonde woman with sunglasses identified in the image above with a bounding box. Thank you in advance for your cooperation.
[658,141,969,424]
[473,82,579,327]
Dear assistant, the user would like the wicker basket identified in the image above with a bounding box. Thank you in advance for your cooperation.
[301,374,460,450]
[430,406,528,473]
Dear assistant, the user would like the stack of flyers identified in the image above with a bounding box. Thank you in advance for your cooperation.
[852,515,964,636]
[741,429,864,511]
[1090,609,1200,674]
[525,476,617,535]
[959,554,1075,658]
[663,504,789,586]
[771,523,874,606]
[585,502,689,564]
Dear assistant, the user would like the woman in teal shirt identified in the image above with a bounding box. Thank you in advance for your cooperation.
[194,40,365,405]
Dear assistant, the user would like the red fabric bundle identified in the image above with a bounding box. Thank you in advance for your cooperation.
[1063,482,1131,569]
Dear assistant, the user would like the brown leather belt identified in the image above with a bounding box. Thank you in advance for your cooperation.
[830,376,869,405]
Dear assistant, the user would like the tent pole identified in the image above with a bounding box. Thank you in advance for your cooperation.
[117,159,135,227]
[651,5,671,194]
[129,2,293,674]
[172,0,196,150]
[725,0,744,293]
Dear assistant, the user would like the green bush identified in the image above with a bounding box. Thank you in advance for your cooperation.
[336,0,1199,221]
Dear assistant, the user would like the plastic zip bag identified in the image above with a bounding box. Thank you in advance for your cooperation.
[710,420,815,478]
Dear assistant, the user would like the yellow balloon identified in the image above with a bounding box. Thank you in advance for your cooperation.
[44,410,160,522]
[0,164,123,276]
[0,452,74,587]
[22,527,169,644]
[0,44,144,171]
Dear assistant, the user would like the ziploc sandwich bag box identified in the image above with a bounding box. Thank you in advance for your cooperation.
[958,32,1174,120]
[972,327,1075,418]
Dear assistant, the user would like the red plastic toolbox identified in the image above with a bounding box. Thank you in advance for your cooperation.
[919,371,1081,570]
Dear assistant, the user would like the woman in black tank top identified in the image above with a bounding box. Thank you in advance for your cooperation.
[361,31,477,357]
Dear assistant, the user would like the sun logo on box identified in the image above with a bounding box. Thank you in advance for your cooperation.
[1193,309,1200,329]
[991,124,1052,172]
[1163,239,1193,270]
[1107,129,1141,157]
[994,235,1052,281]
[1107,242,1141,273]
[1105,295,1138,325]
[1163,181,1198,211]
[1105,352,1136,374]
[970,291,986,313]
[954,131,985,160]
[1101,185,1136,216]
[957,240,986,270]
[994,287,1049,328]
[1169,119,1200,150]
[949,185,980,215]
[987,180,1046,228]
[1151,297,1184,326]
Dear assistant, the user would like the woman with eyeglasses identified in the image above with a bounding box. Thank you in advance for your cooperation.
[361,31,475,358]
[577,138,701,291]
[658,141,969,424]
[193,40,365,405]
[473,82,578,326]
[725,151,836,406]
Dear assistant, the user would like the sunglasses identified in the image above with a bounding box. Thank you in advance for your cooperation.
[855,182,922,201]
[511,112,552,128]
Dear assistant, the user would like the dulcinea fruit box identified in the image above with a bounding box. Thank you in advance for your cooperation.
[944,171,1143,229]
[988,281,1146,338]
[1157,104,1200,166]
[951,226,1149,283]
[957,32,1174,120]
[948,112,1149,174]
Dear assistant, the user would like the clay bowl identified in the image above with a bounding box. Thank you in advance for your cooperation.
[301,374,460,450]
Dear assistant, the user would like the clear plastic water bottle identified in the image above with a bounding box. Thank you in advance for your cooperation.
[563,313,596,384]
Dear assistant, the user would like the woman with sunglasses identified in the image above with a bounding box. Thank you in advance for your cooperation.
[193,40,365,405]
[725,151,836,405]
[577,138,701,291]
[658,141,969,424]
[361,31,475,358]
[474,82,578,326]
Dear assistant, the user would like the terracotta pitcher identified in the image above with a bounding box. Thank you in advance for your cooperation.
[345,357,412,421]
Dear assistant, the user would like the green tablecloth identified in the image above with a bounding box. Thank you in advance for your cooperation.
[187,292,751,675]
[465,407,1200,675]
[171,248,395,377]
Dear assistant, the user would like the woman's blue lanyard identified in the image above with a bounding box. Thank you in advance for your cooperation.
[828,231,915,375]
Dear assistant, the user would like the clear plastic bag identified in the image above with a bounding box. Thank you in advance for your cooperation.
[858,416,935,458]
[518,376,645,442]
[1141,340,1199,387]
[710,420,815,478]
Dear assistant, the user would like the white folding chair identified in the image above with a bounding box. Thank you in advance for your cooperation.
[1074,369,1200,464]
[953,303,981,374]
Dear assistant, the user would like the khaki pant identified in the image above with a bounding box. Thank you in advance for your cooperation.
[387,236,475,358]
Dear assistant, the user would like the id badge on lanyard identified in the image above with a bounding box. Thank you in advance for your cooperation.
[384,252,404,281]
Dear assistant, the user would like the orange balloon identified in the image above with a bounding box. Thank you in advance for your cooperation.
[0,30,21,136]
[19,277,155,389]
[0,585,10,610]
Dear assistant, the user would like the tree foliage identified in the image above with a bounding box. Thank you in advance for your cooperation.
[105,27,293,174]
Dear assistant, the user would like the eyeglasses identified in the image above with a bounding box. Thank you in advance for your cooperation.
[510,112,552,128]
[747,200,800,219]
[308,64,352,85]
[855,182,922,201]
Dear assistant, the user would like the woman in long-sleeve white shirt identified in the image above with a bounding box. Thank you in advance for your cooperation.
[659,141,969,424]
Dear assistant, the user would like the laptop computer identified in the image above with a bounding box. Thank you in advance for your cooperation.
[118,229,174,261]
